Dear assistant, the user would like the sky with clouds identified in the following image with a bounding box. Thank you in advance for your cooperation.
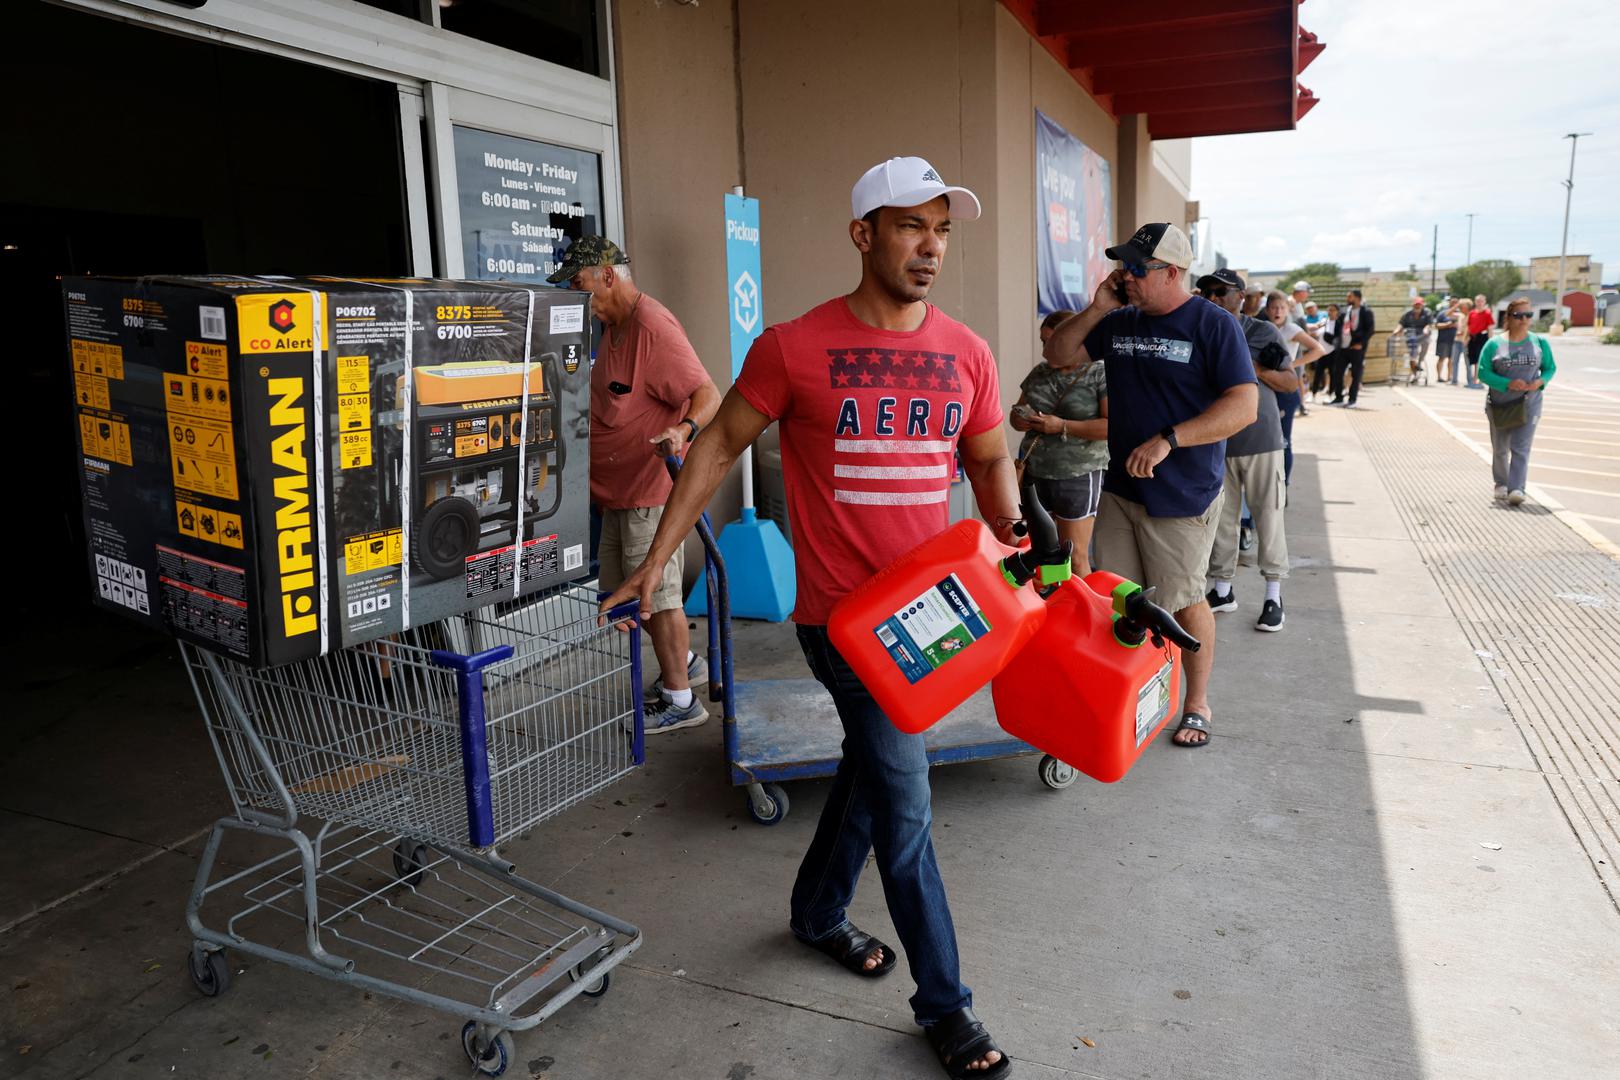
[1189,0,1620,281]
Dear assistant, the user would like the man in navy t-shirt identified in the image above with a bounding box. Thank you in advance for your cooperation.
[1044,223,1256,748]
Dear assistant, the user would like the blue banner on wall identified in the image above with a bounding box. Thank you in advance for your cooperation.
[724,193,763,379]
[1035,110,1113,318]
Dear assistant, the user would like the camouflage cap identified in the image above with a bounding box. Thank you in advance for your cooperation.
[545,235,630,284]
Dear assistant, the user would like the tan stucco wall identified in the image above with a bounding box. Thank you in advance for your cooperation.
[611,0,744,530]
[991,4,1120,395]
[612,0,740,388]
[613,0,1152,523]
[1142,160,1191,238]
[736,0,978,328]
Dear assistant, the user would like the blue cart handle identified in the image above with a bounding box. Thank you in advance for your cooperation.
[430,645,515,849]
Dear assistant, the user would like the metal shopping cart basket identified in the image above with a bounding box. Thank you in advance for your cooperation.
[180,584,644,1076]
[1388,326,1429,386]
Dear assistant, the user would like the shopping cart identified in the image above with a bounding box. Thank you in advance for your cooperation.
[181,585,644,1076]
[1388,326,1429,386]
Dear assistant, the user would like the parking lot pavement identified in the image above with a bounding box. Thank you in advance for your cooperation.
[1396,328,1620,550]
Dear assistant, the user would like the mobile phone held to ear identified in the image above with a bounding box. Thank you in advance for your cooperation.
[1113,279,1129,304]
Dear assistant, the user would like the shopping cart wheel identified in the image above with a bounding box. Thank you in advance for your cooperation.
[1038,755,1078,790]
[460,1022,515,1077]
[745,782,790,826]
[393,839,431,888]
[186,947,231,997]
[569,945,614,997]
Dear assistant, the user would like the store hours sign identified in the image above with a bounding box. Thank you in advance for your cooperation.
[452,126,603,285]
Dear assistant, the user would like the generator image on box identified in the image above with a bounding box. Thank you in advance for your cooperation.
[409,356,565,581]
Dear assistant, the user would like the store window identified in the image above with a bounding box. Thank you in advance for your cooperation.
[439,0,603,77]
[452,126,603,286]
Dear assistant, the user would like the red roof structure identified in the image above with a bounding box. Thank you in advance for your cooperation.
[1000,0,1323,138]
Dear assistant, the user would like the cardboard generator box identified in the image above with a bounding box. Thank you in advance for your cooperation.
[65,275,592,666]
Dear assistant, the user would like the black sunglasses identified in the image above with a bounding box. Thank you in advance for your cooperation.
[1508,311,1533,320]
[1206,286,1231,298]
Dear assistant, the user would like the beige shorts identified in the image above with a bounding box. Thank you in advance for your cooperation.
[597,505,685,614]
[1093,489,1226,613]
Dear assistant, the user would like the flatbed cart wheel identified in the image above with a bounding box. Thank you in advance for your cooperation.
[414,497,480,581]
[393,839,431,888]
[1038,755,1078,790]
[745,782,790,826]
[461,1022,515,1077]
[187,947,231,997]
[568,945,614,997]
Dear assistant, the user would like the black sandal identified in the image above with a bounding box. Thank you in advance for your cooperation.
[924,1007,1011,1079]
[1171,712,1211,748]
[796,922,896,978]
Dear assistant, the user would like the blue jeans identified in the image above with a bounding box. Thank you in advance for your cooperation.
[790,624,971,1026]
[1276,390,1300,483]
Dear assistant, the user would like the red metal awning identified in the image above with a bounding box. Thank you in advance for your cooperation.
[1000,0,1323,138]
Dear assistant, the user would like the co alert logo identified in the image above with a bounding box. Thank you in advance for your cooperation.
[268,298,296,335]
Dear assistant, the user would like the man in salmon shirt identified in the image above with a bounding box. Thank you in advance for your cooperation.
[600,157,1017,1079]
[551,236,721,733]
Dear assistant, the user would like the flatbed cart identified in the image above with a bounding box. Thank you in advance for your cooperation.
[667,458,1078,829]
[181,585,644,1076]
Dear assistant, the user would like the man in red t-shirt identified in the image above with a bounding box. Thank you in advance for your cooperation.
[550,237,720,732]
[601,157,1016,1078]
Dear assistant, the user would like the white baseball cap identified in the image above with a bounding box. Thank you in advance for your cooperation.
[851,157,981,221]
[1292,280,1312,293]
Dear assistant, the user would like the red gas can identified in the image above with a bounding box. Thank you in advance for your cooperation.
[827,504,1072,735]
[991,570,1200,783]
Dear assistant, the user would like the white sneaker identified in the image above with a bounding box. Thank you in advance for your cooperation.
[1507,490,1526,506]
[642,694,709,735]
[1494,485,1509,502]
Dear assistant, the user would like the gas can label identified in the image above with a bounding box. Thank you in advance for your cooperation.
[874,574,993,684]
[1135,659,1173,745]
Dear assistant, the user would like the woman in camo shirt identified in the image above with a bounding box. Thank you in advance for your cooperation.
[1011,312,1109,574]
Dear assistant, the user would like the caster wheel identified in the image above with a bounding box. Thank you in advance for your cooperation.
[461,1021,515,1077]
[187,948,231,997]
[393,839,431,888]
[1038,754,1078,790]
[745,783,790,826]
[569,946,614,998]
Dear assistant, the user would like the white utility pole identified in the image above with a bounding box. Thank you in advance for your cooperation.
[1465,213,1476,266]
[1552,132,1592,331]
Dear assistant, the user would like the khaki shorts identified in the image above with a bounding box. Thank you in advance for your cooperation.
[1093,489,1225,613]
[598,505,685,614]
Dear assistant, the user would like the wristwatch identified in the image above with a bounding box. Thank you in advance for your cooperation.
[1159,425,1179,450]
[681,417,700,441]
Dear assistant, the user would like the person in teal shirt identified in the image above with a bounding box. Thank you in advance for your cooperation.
[1476,296,1556,506]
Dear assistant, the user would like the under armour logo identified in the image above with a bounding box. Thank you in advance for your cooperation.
[921,168,942,183]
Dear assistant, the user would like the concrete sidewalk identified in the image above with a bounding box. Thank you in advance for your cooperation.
[5,383,1619,1080]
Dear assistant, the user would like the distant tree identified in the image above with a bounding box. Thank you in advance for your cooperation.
[1446,260,1522,305]
[1285,262,1341,282]
[1393,270,1418,282]
[1424,293,1443,307]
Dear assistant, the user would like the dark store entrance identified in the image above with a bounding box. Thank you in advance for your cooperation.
[4,2,411,633]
